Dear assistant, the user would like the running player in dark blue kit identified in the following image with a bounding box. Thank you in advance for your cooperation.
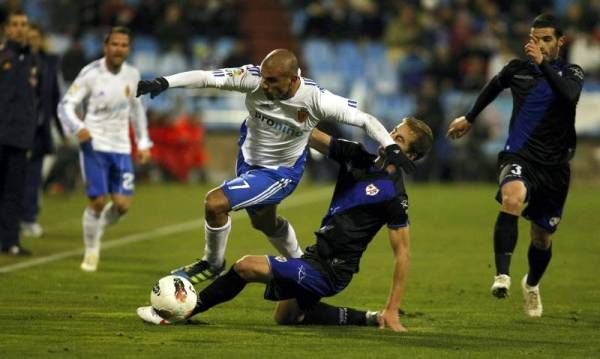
[138,117,433,332]
[447,14,584,317]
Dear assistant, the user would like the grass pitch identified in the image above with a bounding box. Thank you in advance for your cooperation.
[1,182,599,358]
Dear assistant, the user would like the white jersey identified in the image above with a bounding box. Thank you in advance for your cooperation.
[58,58,152,154]
[165,65,394,168]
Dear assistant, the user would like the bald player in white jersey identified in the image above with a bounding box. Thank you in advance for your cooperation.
[58,27,152,272]
[137,49,414,283]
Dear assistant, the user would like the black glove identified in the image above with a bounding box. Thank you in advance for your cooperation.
[384,144,416,174]
[136,77,169,98]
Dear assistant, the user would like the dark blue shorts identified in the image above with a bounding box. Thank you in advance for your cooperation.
[264,256,348,309]
[496,154,570,233]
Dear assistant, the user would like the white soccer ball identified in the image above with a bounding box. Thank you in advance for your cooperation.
[150,275,197,321]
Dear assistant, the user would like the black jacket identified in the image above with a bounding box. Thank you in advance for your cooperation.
[30,51,62,157]
[0,40,38,149]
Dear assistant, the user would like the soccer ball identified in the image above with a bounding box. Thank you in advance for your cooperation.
[150,275,197,321]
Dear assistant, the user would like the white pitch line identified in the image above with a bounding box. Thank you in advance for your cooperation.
[0,186,332,274]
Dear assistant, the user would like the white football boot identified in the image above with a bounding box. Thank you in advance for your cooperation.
[80,253,99,272]
[521,275,543,317]
[491,274,511,298]
[137,306,171,325]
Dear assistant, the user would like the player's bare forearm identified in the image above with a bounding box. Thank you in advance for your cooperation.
[308,128,332,155]
[380,227,410,332]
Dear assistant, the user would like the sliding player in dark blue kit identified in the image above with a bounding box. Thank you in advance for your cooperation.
[447,14,584,317]
[138,117,433,332]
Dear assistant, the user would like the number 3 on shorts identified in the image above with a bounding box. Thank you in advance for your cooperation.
[509,164,522,176]
[123,172,135,191]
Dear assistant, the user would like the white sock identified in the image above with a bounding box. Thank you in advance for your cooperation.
[82,207,101,257]
[268,218,303,258]
[202,216,231,268]
[100,202,121,228]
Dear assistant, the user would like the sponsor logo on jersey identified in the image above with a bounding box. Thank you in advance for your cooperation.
[297,109,309,123]
[253,111,304,137]
[549,217,560,227]
[365,184,379,196]
[274,256,287,262]
[125,84,131,97]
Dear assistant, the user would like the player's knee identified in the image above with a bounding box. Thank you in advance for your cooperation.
[233,256,255,280]
[273,311,294,325]
[501,195,524,214]
[205,190,229,217]
[532,236,551,250]
[250,216,280,236]
[114,202,129,215]
[89,197,107,214]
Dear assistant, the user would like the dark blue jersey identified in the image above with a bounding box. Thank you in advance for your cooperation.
[302,138,409,285]
[467,58,584,165]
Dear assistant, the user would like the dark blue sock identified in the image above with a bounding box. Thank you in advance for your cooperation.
[192,266,247,315]
[301,302,366,326]
[494,212,519,275]
[527,242,552,286]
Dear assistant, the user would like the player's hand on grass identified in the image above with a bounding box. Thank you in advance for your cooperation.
[447,116,472,140]
[137,77,169,98]
[384,144,416,174]
[378,308,407,333]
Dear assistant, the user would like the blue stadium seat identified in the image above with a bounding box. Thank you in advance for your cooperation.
[371,95,416,127]
[335,41,366,90]
[302,39,336,72]
[215,38,235,61]
[81,30,103,59]
[132,35,160,53]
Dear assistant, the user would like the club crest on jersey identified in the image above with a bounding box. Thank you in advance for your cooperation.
[125,85,131,97]
[297,109,309,123]
[365,183,379,196]
[2,61,11,70]
[274,256,287,262]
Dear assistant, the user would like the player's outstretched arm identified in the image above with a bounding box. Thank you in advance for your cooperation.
[379,227,410,333]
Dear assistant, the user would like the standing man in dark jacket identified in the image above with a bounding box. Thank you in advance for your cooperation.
[447,14,584,317]
[19,23,62,238]
[0,10,38,255]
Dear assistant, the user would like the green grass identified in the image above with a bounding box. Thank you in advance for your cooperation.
[1,182,599,358]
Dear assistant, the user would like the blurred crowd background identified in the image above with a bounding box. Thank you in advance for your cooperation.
[1,0,599,190]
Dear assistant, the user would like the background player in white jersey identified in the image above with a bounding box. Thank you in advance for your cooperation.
[137,49,414,283]
[57,27,153,272]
